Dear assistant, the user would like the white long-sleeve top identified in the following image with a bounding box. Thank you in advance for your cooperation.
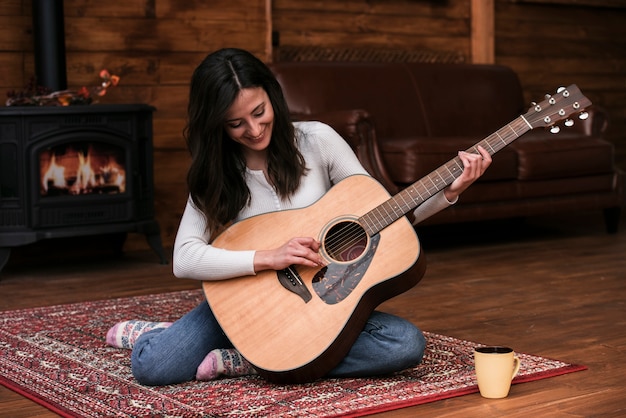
[173,121,455,281]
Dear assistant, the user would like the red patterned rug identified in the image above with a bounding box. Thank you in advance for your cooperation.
[1,290,585,417]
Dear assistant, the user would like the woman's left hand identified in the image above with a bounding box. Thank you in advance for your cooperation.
[444,145,492,202]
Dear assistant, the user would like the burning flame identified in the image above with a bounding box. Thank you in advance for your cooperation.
[71,151,97,194]
[40,145,126,195]
[41,154,66,191]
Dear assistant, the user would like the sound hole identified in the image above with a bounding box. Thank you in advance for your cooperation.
[323,220,368,262]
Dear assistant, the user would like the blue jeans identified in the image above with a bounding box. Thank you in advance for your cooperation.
[131,301,426,386]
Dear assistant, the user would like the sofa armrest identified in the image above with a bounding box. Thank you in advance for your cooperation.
[292,109,399,194]
[585,105,609,136]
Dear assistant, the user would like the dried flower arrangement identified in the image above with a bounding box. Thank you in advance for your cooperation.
[6,69,120,107]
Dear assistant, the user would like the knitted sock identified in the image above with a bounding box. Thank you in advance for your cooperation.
[105,320,172,349]
[196,348,257,380]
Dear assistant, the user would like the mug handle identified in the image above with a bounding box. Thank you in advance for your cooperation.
[511,355,521,379]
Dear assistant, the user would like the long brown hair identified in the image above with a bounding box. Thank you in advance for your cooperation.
[183,48,307,233]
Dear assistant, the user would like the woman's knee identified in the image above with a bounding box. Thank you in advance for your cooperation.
[131,336,169,386]
[405,324,426,365]
[370,311,426,366]
[130,331,194,386]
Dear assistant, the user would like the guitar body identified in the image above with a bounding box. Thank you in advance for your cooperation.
[202,174,425,383]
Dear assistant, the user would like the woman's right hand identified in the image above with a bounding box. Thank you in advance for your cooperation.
[253,237,324,272]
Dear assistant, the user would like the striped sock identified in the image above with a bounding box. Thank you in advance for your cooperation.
[105,320,172,349]
[196,348,256,380]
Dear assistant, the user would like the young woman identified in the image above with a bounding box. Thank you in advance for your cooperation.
[106,48,492,386]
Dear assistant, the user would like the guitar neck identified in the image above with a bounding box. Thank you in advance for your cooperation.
[359,115,532,236]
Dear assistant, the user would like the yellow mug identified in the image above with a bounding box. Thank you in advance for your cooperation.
[474,346,521,399]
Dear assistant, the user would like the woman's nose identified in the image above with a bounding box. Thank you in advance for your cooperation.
[247,121,262,137]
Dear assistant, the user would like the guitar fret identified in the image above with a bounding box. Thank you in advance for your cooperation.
[380,205,393,227]
[448,159,463,174]
[423,178,435,195]
[507,123,520,137]
[493,132,505,148]
[520,114,533,129]
[433,170,446,185]
[385,202,397,218]
[427,176,441,194]
[392,199,405,215]
[371,206,386,230]
[409,185,425,202]
[396,192,412,212]
[483,137,494,155]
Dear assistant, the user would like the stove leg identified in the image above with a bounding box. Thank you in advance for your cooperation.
[145,233,168,265]
[0,248,11,275]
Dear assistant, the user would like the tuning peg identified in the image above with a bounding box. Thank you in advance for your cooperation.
[550,126,560,134]
[579,111,589,120]
[557,86,567,93]
[545,94,552,100]
[565,119,574,127]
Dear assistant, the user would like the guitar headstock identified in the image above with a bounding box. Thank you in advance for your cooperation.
[523,85,592,132]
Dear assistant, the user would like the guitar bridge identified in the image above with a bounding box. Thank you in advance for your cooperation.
[277,266,312,303]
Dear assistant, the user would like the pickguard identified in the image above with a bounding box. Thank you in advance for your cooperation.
[311,234,380,304]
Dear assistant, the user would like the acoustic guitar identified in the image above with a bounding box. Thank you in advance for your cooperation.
[203,85,591,383]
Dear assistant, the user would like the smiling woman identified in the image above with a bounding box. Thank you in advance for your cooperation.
[223,87,275,168]
[103,47,491,386]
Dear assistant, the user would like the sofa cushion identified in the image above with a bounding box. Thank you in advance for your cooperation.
[512,131,615,180]
[455,174,618,204]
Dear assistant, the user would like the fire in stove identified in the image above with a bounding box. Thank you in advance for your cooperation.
[39,142,126,196]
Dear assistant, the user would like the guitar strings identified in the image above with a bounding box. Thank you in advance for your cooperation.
[324,222,367,261]
[358,115,540,234]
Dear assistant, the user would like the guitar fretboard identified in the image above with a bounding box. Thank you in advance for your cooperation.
[359,116,531,236]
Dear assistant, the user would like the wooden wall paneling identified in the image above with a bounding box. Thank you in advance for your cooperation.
[273,0,471,58]
[156,52,210,85]
[54,53,160,86]
[274,12,468,39]
[124,147,190,258]
[62,18,267,53]
[274,31,470,53]
[152,118,188,149]
[157,0,267,21]
[471,0,494,63]
[0,0,23,15]
[265,0,273,61]
[511,0,626,7]
[0,53,25,93]
[147,149,191,255]
[274,0,469,17]
[63,0,155,17]
[494,0,626,169]
[0,15,32,51]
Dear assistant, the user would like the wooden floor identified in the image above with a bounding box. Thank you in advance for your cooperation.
[1,209,625,417]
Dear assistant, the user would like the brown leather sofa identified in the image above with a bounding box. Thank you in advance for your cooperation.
[270,61,624,232]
